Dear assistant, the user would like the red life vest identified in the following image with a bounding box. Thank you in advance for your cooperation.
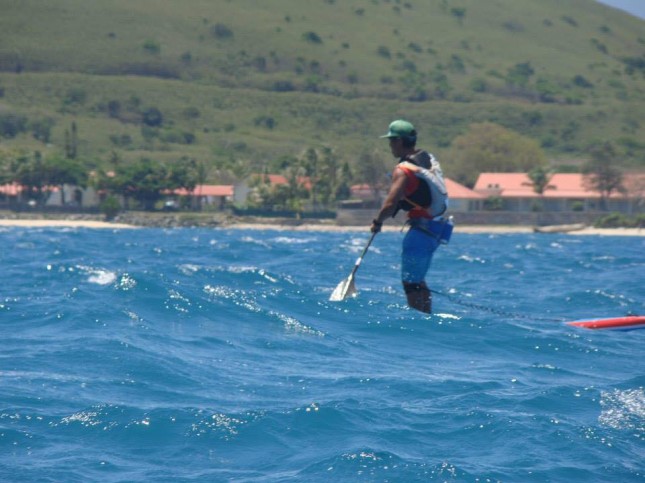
[396,163,432,219]
[394,154,448,219]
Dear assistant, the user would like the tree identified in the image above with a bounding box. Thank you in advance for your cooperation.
[582,142,625,210]
[9,151,48,205]
[506,62,534,89]
[301,147,319,210]
[43,153,88,206]
[64,121,78,159]
[450,8,466,25]
[355,150,389,202]
[191,159,210,210]
[111,158,169,210]
[525,165,554,195]
[142,107,163,127]
[448,122,547,187]
[250,167,309,212]
[317,146,342,208]
[523,165,555,212]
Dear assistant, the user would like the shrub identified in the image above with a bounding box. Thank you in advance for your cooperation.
[561,16,578,27]
[30,117,55,143]
[521,111,543,127]
[63,88,87,106]
[302,31,323,44]
[621,56,645,76]
[252,56,267,72]
[211,23,234,40]
[594,213,644,228]
[503,20,525,32]
[535,78,560,103]
[506,62,534,88]
[142,107,163,127]
[141,125,159,141]
[160,130,195,144]
[449,54,466,74]
[591,38,608,54]
[107,100,121,118]
[450,8,466,25]
[272,80,295,92]
[571,201,584,212]
[100,195,121,221]
[572,75,593,88]
[484,196,503,211]
[377,46,391,59]
[109,134,132,147]
[143,39,160,54]
[470,78,487,93]
[182,107,201,119]
[401,60,417,72]
[0,113,28,138]
[254,116,276,129]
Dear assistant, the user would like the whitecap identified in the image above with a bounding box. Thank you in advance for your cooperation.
[435,313,460,320]
[178,264,201,275]
[87,270,117,286]
[271,311,325,337]
[271,236,317,244]
[457,255,486,264]
[77,265,117,286]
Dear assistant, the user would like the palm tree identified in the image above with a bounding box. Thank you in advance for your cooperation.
[523,165,555,212]
[582,142,625,210]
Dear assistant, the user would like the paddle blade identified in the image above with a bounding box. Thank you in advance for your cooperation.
[329,274,357,301]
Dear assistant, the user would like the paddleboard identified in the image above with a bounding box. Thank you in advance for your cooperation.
[567,315,645,331]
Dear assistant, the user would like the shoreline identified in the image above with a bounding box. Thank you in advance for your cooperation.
[0,217,642,236]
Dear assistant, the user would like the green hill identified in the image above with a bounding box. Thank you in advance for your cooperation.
[1,0,644,180]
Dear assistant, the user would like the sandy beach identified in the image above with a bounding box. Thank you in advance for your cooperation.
[0,219,138,229]
[0,218,642,236]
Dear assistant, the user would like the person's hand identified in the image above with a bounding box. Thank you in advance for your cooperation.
[370,219,382,234]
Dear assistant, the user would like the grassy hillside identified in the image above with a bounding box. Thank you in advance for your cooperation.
[0,0,644,179]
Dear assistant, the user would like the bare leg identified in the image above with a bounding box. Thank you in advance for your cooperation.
[403,282,431,313]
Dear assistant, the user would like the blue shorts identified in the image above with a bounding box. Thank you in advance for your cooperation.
[401,219,440,283]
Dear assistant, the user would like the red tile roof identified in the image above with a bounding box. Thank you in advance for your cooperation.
[445,178,485,199]
[350,178,483,199]
[474,173,540,198]
[253,174,313,190]
[0,183,23,196]
[172,185,233,197]
[474,172,645,199]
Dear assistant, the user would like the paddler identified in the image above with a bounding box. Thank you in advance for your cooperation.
[370,120,450,313]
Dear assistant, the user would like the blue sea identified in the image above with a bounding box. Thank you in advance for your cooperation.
[1,226,643,482]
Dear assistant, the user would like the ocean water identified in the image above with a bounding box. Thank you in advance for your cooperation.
[1,226,643,482]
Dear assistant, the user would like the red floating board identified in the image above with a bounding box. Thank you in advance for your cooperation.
[567,315,645,331]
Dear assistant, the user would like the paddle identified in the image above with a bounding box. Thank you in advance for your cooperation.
[329,232,377,302]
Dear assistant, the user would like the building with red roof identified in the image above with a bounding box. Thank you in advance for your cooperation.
[474,172,644,214]
[169,184,234,209]
[347,178,484,212]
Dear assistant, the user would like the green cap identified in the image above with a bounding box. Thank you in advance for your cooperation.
[380,119,416,139]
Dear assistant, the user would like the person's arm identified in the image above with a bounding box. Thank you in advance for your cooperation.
[371,168,407,233]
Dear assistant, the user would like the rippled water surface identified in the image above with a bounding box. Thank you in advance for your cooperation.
[1,227,643,482]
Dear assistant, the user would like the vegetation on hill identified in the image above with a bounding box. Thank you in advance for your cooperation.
[0,0,643,201]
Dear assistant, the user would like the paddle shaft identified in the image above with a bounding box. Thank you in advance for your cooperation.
[348,232,377,279]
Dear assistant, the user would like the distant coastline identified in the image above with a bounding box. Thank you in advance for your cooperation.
[0,213,642,236]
